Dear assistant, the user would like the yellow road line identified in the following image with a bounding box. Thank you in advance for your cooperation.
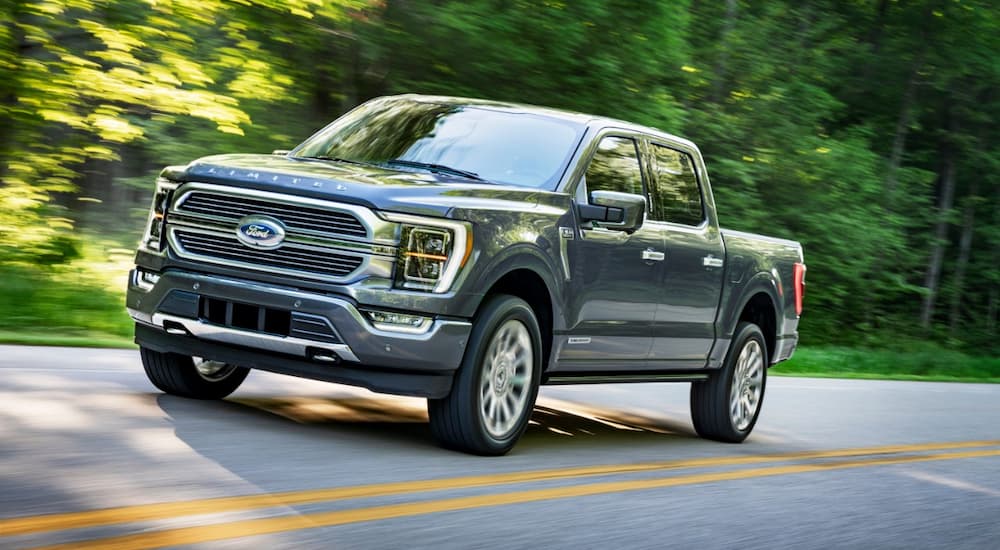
[33,448,1000,550]
[2,439,998,538]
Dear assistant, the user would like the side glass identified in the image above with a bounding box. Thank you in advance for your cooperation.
[649,144,704,226]
[581,136,644,200]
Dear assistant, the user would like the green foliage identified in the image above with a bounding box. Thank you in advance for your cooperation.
[773,345,1000,383]
[0,241,135,339]
[0,0,997,360]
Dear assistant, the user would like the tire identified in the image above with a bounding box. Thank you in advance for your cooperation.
[140,347,249,400]
[428,295,542,455]
[690,322,767,443]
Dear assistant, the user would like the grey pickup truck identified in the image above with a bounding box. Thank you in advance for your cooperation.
[127,94,805,455]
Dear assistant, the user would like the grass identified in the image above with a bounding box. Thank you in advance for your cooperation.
[0,329,135,349]
[0,240,136,348]
[772,345,1000,383]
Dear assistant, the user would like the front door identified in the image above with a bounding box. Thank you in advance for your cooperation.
[558,135,665,370]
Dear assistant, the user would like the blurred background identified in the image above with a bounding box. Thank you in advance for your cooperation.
[0,0,996,378]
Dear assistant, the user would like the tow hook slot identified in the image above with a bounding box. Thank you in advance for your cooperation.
[307,347,341,364]
[163,320,189,335]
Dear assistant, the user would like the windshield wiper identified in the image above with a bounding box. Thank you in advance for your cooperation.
[295,155,373,167]
[383,159,484,181]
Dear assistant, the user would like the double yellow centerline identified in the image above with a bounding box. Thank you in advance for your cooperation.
[4,439,1000,549]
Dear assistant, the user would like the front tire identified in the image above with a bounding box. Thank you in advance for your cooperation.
[140,347,249,400]
[428,295,542,455]
[690,322,767,442]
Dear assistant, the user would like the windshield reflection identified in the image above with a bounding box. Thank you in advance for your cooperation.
[293,97,584,189]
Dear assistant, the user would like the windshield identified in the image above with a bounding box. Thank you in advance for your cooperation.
[292,97,584,189]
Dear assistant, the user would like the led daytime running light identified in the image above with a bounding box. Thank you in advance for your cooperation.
[382,212,471,293]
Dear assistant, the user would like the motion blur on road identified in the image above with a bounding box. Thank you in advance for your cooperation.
[1,346,999,548]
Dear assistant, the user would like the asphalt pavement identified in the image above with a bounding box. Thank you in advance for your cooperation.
[1,345,998,549]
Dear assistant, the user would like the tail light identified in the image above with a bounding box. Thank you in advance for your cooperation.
[793,262,806,316]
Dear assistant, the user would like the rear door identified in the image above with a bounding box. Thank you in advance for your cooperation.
[645,140,726,368]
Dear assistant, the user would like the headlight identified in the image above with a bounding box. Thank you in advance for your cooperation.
[381,213,472,293]
[140,177,179,253]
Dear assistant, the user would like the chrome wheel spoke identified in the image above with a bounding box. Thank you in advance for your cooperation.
[479,319,534,439]
[730,339,764,432]
[193,357,236,381]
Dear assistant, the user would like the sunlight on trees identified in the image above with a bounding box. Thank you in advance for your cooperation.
[0,0,996,352]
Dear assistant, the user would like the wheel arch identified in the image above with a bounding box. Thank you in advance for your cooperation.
[718,272,781,365]
[469,247,561,372]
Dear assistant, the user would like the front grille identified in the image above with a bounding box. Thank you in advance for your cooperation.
[179,191,368,238]
[175,230,364,278]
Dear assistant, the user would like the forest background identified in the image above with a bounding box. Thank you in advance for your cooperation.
[1,0,996,380]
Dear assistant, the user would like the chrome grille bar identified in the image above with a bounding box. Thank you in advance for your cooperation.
[164,182,399,283]
[179,192,368,237]
[173,229,365,279]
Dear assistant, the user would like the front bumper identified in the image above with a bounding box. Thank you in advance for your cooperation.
[127,269,471,397]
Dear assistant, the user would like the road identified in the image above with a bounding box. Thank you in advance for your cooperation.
[0,345,998,549]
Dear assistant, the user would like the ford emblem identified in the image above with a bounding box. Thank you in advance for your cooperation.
[235,215,286,249]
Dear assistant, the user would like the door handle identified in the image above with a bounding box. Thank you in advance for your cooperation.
[703,254,724,268]
[642,249,665,262]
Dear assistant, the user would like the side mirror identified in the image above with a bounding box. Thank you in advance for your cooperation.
[272,149,291,156]
[579,190,646,233]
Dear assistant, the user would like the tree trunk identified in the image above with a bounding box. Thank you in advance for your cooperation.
[0,8,25,180]
[857,0,889,89]
[865,0,890,54]
[710,0,738,103]
[883,49,924,204]
[883,0,936,205]
[919,145,957,329]
[947,185,977,334]
[988,268,998,342]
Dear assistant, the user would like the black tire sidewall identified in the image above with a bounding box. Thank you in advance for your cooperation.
[140,347,249,400]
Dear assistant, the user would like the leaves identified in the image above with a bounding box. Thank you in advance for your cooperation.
[0,0,997,352]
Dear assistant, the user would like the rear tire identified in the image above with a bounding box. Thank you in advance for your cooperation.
[140,347,249,400]
[428,295,542,456]
[690,322,767,443]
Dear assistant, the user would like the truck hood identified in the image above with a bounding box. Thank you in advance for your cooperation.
[162,154,562,218]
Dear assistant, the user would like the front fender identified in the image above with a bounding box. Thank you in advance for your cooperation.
[465,243,565,329]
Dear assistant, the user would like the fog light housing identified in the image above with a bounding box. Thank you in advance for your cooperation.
[133,268,161,291]
[362,309,433,333]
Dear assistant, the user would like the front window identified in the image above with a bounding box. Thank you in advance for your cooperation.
[293,97,584,189]
[580,136,645,199]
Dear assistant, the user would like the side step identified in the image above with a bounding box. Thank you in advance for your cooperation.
[543,372,710,385]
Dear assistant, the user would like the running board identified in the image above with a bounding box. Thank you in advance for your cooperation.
[543,373,710,385]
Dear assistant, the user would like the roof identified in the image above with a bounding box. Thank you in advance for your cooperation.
[392,94,696,150]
